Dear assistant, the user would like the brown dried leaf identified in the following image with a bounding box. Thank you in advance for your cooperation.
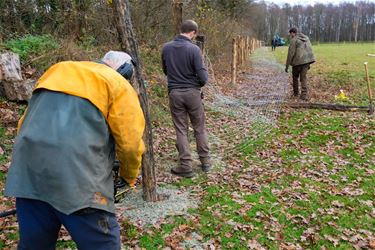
[369,239,375,249]
[324,235,340,246]
[247,239,266,250]
[332,200,345,208]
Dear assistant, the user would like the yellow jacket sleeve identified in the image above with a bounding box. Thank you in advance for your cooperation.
[107,83,145,184]
[17,112,26,133]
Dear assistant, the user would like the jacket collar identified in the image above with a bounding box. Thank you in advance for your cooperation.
[174,34,192,43]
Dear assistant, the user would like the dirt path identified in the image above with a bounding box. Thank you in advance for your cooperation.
[232,47,289,107]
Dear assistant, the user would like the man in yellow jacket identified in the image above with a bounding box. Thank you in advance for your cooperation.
[4,51,145,249]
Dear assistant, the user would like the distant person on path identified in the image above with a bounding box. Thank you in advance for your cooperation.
[4,51,145,249]
[285,27,315,100]
[162,20,211,178]
[271,36,277,51]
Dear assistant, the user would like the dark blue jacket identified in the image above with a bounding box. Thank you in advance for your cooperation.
[162,35,208,91]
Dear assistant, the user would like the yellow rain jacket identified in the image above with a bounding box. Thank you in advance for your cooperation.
[6,61,145,214]
[33,61,145,183]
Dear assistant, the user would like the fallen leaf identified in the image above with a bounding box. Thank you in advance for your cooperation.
[332,200,345,208]
[324,235,340,246]
[247,239,266,250]
[369,239,375,249]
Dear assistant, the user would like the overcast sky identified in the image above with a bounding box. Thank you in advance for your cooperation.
[263,0,373,6]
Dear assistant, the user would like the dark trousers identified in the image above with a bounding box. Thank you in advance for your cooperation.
[16,198,120,250]
[292,64,310,97]
[169,88,210,171]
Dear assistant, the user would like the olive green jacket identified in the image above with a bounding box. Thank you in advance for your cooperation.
[286,33,315,68]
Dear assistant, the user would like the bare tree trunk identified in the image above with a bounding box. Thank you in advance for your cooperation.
[353,4,362,43]
[111,0,159,202]
[74,0,91,41]
[336,11,342,42]
[354,17,359,42]
[173,1,183,36]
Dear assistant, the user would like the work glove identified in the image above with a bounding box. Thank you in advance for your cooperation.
[127,179,137,187]
[285,66,289,73]
[114,176,136,189]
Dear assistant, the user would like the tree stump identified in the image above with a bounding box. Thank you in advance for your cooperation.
[0,52,22,82]
[0,52,35,101]
[1,79,35,101]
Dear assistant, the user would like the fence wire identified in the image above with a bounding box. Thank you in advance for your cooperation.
[203,47,290,156]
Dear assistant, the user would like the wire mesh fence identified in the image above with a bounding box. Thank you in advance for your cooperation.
[204,47,289,156]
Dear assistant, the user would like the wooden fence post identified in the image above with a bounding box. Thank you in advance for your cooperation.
[231,37,237,85]
[238,36,242,68]
[236,36,241,67]
[246,37,250,56]
[242,37,247,66]
[364,62,374,114]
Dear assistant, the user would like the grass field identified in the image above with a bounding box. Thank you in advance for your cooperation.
[273,42,375,104]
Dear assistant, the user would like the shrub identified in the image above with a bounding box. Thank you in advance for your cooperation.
[5,34,59,61]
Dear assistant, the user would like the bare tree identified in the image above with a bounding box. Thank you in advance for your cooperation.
[111,0,159,202]
[247,1,375,43]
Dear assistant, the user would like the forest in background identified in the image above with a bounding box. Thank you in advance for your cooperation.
[0,0,373,64]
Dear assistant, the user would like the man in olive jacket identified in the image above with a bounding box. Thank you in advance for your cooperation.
[5,51,145,250]
[285,27,315,100]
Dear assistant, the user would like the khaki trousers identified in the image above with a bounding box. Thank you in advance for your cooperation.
[292,64,310,97]
[169,88,210,171]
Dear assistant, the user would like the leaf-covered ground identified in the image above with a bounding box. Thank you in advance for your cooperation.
[129,46,374,250]
[1,45,374,249]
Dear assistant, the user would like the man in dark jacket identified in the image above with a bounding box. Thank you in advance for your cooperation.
[162,20,210,178]
[271,36,276,51]
[285,27,315,100]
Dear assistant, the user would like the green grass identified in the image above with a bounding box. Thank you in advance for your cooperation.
[246,110,373,248]
[137,109,374,249]
[56,240,77,249]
